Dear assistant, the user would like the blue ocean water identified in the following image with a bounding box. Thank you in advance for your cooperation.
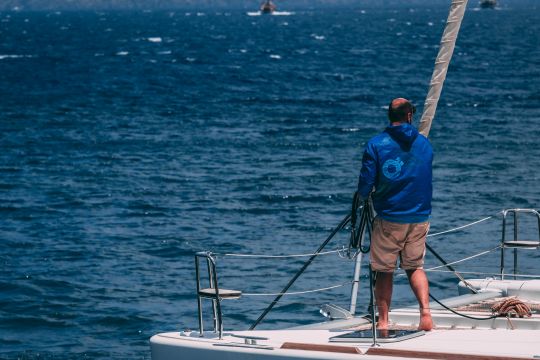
[1,4,539,359]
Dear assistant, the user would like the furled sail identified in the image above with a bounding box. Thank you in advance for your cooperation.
[419,0,469,137]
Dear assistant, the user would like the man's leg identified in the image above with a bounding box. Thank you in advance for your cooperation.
[406,269,433,331]
[374,271,394,330]
[371,218,406,330]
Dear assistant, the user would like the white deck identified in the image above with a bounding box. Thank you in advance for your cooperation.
[151,328,540,360]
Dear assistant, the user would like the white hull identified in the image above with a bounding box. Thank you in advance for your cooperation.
[151,278,540,360]
[151,328,539,360]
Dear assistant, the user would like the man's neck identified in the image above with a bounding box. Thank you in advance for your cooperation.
[390,121,407,126]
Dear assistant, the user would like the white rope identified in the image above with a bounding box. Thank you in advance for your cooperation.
[427,215,496,238]
[242,282,351,296]
[220,247,345,258]
[218,213,499,259]
[425,245,501,271]
[425,269,540,279]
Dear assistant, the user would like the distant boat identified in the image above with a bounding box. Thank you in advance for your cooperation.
[480,0,497,8]
[260,0,277,14]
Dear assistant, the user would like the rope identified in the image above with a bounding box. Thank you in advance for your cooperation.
[208,213,500,260]
[242,282,351,296]
[427,215,496,238]
[425,269,540,279]
[219,214,497,259]
[249,213,352,330]
[424,245,501,271]
[219,247,345,259]
[430,296,532,324]
[491,297,532,318]
[429,293,499,321]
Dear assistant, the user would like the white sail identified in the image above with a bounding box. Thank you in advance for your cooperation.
[419,0,469,137]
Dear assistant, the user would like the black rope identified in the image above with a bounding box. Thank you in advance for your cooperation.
[349,191,361,248]
[249,213,351,330]
[359,206,373,254]
[425,243,478,294]
[428,293,499,321]
[349,192,372,254]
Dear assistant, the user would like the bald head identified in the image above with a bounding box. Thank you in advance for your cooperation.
[388,98,416,124]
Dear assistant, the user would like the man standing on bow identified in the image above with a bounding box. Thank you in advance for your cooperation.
[357,98,433,331]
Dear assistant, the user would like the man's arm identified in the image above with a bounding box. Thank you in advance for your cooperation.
[357,143,377,200]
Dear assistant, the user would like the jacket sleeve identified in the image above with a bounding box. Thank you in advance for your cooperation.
[357,142,377,199]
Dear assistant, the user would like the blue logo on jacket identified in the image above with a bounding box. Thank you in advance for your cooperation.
[382,157,404,179]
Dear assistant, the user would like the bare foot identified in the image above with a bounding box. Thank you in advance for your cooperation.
[418,309,433,331]
[376,322,388,330]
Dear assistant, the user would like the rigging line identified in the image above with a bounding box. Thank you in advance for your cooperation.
[235,300,354,314]
[250,213,351,330]
[429,293,499,321]
[427,215,495,238]
[242,282,352,297]
[219,247,346,258]
[201,214,497,259]
[396,245,501,278]
[424,245,501,271]
[425,269,540,279]
[426,242,478,294]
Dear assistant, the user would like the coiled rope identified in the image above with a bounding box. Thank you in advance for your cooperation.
[491,297,532,318]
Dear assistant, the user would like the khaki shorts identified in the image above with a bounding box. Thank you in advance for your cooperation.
[370,217,429,272]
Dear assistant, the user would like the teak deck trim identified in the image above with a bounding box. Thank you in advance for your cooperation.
[281,342,361,354]
[366,347,536,360]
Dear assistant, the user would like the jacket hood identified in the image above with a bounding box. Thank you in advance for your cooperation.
[385,123,419,148]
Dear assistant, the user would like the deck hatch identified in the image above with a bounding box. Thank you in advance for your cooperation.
[329,329,424,343]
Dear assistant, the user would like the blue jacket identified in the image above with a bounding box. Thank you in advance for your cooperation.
[357,123,433,223]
